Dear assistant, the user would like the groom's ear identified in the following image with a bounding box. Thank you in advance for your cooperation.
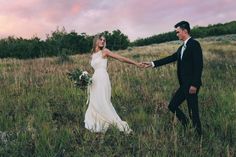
[183,29,188,34]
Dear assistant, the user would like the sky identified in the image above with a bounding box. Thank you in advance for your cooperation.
[0,0,235,41]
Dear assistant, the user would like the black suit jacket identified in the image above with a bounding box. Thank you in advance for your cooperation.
[153,38,203,88]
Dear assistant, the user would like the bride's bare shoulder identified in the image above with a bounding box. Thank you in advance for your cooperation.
[103,48,111,53]
[102,48,112,57]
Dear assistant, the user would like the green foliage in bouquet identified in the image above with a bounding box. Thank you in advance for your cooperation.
[67,69,92,90]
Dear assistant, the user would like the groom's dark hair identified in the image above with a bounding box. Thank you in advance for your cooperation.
[175,21,190,34]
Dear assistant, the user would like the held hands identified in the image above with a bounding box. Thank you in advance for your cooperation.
[134,62,152,68]
[135,62,146,68]
[142,62,152,68]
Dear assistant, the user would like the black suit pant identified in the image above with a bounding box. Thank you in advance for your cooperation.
[168,86,202,135]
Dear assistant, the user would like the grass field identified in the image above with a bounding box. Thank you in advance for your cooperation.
[0,35,236,156]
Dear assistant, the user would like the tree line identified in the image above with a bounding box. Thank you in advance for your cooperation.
[0,28,129,59]
[131,21,236,46]
[0,21,235,59]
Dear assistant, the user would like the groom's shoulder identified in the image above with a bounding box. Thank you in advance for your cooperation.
[189,38,201,46]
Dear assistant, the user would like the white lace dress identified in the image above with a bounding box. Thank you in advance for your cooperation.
[84,50,132,133]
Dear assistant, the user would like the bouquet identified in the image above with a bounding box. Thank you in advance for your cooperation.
[67,68,92,90]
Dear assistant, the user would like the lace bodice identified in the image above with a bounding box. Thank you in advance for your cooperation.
[91,51,107,71]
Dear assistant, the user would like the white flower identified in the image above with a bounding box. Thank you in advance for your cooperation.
[0,131,8,144]
[82,71,88,75]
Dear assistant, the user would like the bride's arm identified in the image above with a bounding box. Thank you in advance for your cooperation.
[103,49,142,67]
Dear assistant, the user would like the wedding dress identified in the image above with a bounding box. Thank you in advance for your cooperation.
[84,50,132,133]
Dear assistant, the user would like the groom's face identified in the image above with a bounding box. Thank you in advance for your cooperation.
[175,27,187,41]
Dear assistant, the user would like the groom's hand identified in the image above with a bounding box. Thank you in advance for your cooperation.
[189,86,197,94]
[136,62,146,68]
[142,62,152,68]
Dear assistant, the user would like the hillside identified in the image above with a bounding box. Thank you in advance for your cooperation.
[132,21,236,46]
[0,35,236,156]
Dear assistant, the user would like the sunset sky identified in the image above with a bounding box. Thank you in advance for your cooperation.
[0,0,235,41]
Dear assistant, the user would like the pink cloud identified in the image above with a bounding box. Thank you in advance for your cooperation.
[71,4,80,15]
[0,0,236,41]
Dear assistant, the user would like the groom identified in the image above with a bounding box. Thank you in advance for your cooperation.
[144,21,203,136]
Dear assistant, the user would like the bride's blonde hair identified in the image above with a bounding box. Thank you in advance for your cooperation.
[91,33,106,54]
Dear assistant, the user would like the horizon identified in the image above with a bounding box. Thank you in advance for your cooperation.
[1,20,235,42]
[0,0,236,41]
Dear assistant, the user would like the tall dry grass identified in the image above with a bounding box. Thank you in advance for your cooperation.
[0,35,236,156]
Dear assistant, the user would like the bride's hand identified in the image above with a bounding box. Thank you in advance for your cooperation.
[142,62,152,68]
[135,62,145,68]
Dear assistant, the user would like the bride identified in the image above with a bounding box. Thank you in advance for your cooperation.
[84,34,143,134]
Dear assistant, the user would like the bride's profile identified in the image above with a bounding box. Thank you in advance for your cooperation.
[84,33,143,134]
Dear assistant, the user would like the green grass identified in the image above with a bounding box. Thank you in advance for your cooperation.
[0,36,236,156]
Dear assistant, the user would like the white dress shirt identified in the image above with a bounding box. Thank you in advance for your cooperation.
[180,37,191,60]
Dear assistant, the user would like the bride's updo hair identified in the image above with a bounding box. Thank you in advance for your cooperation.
[91,33,106,53]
